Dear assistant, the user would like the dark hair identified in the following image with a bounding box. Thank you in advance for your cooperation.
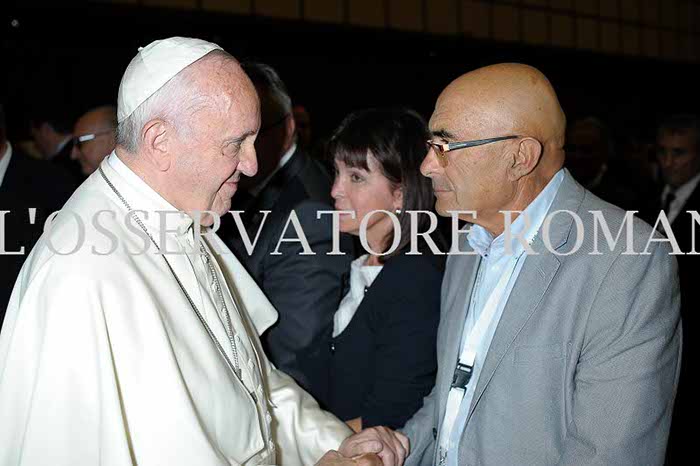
[658,114,700,145]
[241,62,292,117]
[328,107,435,262]
[29,91,75,134]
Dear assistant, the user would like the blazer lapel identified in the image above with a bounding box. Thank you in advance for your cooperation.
[465,170,585,422]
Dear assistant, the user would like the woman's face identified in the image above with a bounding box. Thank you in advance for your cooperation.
[331,151,402,242]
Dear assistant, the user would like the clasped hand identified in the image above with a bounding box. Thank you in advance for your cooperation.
[317,426,409,466]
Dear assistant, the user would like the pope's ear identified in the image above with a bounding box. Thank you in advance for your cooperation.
[508,137,542,181]
[142,119,172,171]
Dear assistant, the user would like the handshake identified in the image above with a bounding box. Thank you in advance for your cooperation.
[317,426,410,466]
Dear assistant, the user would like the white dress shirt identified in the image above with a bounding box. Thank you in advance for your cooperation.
[441,169,565,466]
[0,142,12,188]
[661,172,700,224]
[332,254,383,337]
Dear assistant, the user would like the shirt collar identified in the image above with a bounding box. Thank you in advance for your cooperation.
[249,143,297,198]
[103,151,194,236]
[468,169,565,259]
[663,171,700,202]
[0,141,12,188]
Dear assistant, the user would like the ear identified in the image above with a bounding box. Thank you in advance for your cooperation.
[142,119,172,171]
[508,137,542,181]
[392,185,404,211]
[284,113,296,148]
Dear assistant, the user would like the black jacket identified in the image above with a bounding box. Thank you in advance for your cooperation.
[220,149,353,402]
[327,250,444,429]
[0,148,76,321]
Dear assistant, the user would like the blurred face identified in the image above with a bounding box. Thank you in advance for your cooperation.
[70,112,116,175]
[565,123,607,184]
[168,62,260,226]
[239,86,291,191]
[331,152,402,246]
[420,95,515,222]
[30,123,58,158]
[657,130,700,189]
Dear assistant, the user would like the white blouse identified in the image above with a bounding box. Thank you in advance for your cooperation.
[332,254,383,337]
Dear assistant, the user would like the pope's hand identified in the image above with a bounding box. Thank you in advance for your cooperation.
[315,450,382,466]
[338,426,410,466]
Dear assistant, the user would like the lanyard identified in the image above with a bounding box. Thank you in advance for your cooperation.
[438,252,524,464]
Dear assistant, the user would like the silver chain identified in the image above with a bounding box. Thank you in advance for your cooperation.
[98,167,242,379]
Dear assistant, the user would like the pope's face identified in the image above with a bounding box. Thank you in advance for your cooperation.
[171,63,260,226]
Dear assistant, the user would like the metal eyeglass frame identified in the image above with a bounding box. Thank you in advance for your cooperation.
[427,135,520,166]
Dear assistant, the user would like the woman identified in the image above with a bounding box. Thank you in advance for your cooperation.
[325,108,444,431]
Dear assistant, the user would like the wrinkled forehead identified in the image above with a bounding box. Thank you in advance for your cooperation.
[429,87,495,139]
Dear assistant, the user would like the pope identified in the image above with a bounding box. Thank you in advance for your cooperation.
[0,37,407,466]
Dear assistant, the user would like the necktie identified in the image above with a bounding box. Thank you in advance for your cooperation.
[658,190,676,233]
[663,190,676,214]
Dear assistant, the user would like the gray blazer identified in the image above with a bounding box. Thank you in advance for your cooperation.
[402,170,682,466]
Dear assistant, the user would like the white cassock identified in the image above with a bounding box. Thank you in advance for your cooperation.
[0,152,352,466]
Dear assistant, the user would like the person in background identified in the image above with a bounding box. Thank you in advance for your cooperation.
[326,108,444,432]
[220,63,352,404]
[0,102,75,322]
[28,93,82,183]
[293,104,313,150]
[70,105,117,176]
[565,116,636,209]
[644,114,700,465]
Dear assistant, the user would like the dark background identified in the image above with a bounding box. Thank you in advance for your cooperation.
[2,1,698,146]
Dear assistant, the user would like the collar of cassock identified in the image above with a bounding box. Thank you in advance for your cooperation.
[103,152,196,240]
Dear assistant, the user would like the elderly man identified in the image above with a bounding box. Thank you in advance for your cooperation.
[402,63,681,465]
[0,37,406,466]
[70,105,117,176]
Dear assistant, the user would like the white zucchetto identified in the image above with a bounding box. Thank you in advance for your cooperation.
[117,36,223,123]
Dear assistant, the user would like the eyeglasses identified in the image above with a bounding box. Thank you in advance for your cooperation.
[427,135,520,166]
[72,129,114,150]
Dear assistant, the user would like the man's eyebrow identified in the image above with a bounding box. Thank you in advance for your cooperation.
[225,130,257,144]
[431,129,457,140]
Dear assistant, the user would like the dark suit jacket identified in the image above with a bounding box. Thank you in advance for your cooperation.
[0,148,76,322]
[327,251,444,429]
[220,149,353,402]
[51,139,84,185]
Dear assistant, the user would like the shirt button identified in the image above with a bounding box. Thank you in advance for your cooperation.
[329,342,336,353]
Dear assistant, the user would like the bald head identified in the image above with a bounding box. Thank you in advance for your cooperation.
[71,105,117,175]
[437,63,566,171]
[422,63,567,235]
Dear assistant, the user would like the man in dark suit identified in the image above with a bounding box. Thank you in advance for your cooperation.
[219,64,352,403]
[565,117,639,210]
[29,94,83,184]
[0,103,76,323]
[643,114,700,465]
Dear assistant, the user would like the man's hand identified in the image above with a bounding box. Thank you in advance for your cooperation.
[338,426,410,466]
[315,450,382,466]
